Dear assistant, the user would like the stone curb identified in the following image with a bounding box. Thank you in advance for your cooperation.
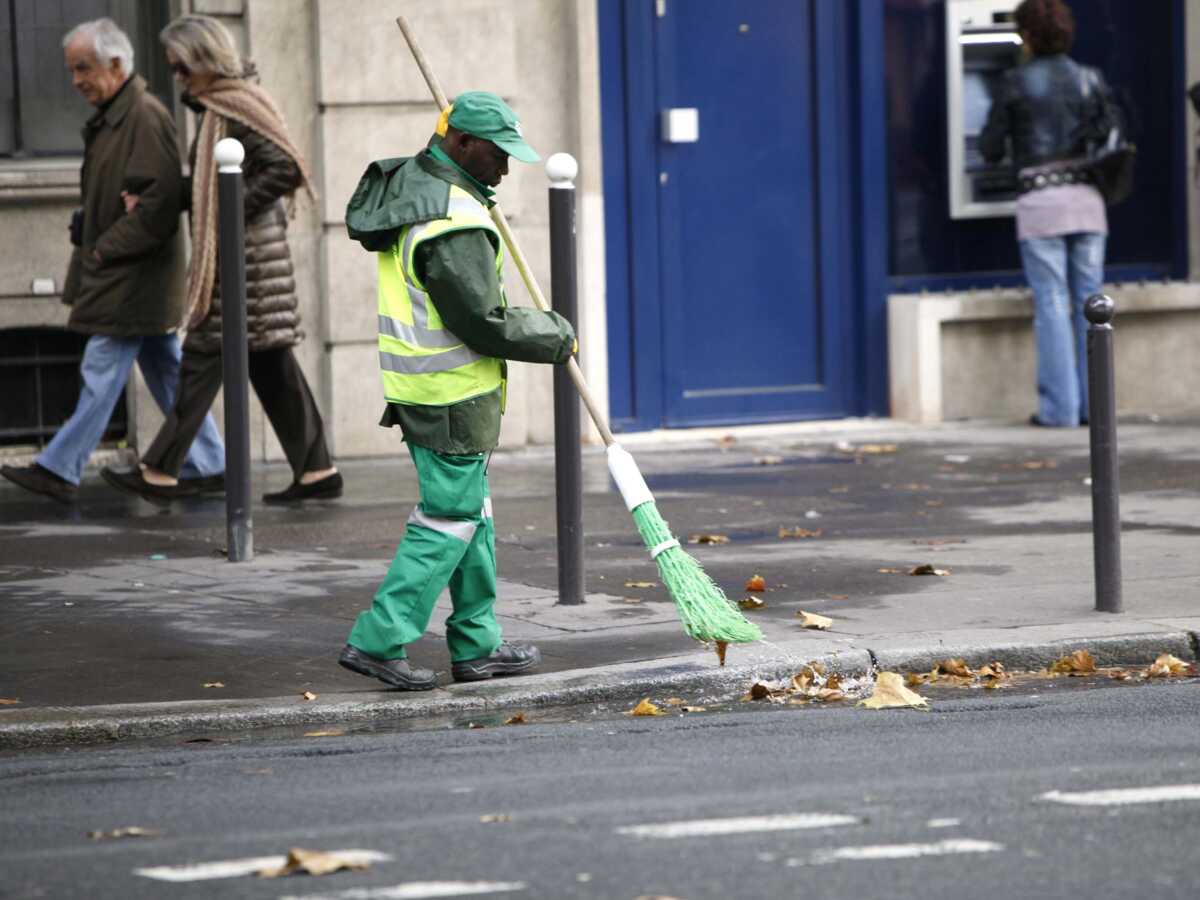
[1,631,1194,751]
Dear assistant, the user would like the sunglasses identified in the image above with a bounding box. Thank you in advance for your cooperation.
[170,61,190,77]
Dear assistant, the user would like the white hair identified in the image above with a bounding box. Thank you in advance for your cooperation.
[63,18,135,75]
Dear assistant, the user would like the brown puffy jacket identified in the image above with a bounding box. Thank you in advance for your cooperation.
[183,113,304,354]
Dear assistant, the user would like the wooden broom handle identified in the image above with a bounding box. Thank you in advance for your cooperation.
[396,16,615,446]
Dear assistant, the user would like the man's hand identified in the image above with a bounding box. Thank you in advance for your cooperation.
[91,249,103,265]
[120,190,140,215]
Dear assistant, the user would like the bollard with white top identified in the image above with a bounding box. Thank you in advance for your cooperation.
[215,137,253,562]
[547,152,584,605]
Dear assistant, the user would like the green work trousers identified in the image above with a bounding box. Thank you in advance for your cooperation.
[347,444,501,662]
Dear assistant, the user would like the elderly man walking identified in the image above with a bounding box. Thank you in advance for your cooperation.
[0,17,223,504]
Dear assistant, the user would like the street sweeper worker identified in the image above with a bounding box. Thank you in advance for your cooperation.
[338,91,576,691]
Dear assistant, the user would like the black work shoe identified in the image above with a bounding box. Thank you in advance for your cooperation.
[263,472,343,504]
[451,642,542,683]
[338,644,437,691]
[0,464,77,504]
[101,466,198,505]
[181,473,225,494]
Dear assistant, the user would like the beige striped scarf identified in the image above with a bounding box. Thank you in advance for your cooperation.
[186,77,316,327]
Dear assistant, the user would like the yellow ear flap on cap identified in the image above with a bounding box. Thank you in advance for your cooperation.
[435,104,453,137]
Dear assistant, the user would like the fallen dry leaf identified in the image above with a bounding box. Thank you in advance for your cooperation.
[1049,649,1096,675]
[878,567,903,574]
[301,691,317,701]
[688,533,730,545]
[829,485,850,493]
[829,594,849,600]
[1109,669,1134,681]
[629,698,666,717]
[906,672,929,686]
[715,641,728,666]
[909,564,950,576]
[480,815,512,824]
[936,658,973,678]
[738,596,766,610]
[814,688,846,702]
[622,597,642,604]
[303,729,345,738]
[259,848,372,878]
[858,672,929,710]
[0,698,19,705]
[88,827,160,840]
[754,455,784,465]
[796,610,833,630]
[745,574,767,592]
[203,682,225,689]
[778,526,823,539]
[624,580,656,589]
[925,500,944,508]
[747,681,784,701]
[1146,654,1194,678]
[504,713,527,725]
[977,662,1009,681]
[679,705,707,713]
[1022,459,1058,470]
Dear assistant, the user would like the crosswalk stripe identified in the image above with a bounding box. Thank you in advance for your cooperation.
[800,838,1004,865]
[1041,785,1200,806]
[616,813,859,839]
[134,850,390,882]
[278,882,527,900]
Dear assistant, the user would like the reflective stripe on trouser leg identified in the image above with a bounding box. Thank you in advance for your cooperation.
[446,480,501,662]
[346,445,494,660]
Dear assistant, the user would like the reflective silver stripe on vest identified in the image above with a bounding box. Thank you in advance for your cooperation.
[377,313,463,349]
[407,507,478,543]
[483,496,493,519]
[379,344,483,375]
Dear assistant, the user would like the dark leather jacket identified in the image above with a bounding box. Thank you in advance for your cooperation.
[980,54,1116,170]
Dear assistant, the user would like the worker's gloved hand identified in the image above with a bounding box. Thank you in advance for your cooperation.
[572,339,578,355]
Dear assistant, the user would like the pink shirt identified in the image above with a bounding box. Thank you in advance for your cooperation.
[1016,183,1107,242]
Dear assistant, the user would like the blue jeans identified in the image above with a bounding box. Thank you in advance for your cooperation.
[1019,233,1106,427]
[37,334,225,485]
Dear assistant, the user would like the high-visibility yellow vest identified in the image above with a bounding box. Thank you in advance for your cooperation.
[376,185,505,407]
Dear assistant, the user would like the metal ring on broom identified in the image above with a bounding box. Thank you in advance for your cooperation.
[395,16,762,650]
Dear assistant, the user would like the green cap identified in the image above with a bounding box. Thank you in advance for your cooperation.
[447,91,539,163]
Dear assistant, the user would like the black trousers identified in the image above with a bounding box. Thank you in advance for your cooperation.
[143,345,333,480]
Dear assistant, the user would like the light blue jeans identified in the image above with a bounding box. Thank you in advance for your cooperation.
[1018,233,1106,427]
[37,334,225,485]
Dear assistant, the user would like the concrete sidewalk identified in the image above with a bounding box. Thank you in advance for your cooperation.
[2,415,1198,748]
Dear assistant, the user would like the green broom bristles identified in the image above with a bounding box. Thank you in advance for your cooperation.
[632,500,763,645]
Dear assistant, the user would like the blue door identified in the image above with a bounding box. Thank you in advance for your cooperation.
[601,0,862,429]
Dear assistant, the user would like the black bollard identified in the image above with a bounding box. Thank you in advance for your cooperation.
[548,153,584,605]
[215,138,253,562]
[1085,294,1120,612]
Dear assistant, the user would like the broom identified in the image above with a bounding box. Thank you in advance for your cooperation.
[395,17,762,652]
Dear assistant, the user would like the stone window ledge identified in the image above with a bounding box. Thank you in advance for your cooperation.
[0,159,81,205]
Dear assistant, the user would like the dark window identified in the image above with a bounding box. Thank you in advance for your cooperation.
[1,0,172,158]
[0,328,126,447]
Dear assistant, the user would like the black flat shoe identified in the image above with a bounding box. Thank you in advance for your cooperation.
[338,644,437,691]
[101,467,198,505]
[451,642,542,683]
[181,473,225,493]
[263,472,343,504]
[0,464,77,504]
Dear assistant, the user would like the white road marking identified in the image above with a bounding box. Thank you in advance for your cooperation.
[134,849,390,882]
[1041,785,1200,806]
[926,818,961,829]
[795,838,1003,866]
[278,883,527,900]
[616,813,858,839]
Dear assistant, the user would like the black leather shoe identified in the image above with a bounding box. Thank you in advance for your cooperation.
[181,473,225,493]
[338,644,437,691]
[451,642,542,683]
[101,466,198,505]
[0,464,77,504]
[263,472,343,504]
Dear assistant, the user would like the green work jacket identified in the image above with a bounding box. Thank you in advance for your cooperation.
[345,144,575,454]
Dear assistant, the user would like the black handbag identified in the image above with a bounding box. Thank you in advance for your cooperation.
[1078,67,1136,207]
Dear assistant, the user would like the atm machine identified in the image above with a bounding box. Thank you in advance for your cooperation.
[946,0,1024,219]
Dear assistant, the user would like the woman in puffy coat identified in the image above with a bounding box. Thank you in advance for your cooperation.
[103,14,340,503]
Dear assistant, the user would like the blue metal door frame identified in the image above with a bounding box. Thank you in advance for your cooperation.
[598,0,891,431]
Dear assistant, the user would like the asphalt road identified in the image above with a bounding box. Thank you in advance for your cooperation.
[2,678,1198,900]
